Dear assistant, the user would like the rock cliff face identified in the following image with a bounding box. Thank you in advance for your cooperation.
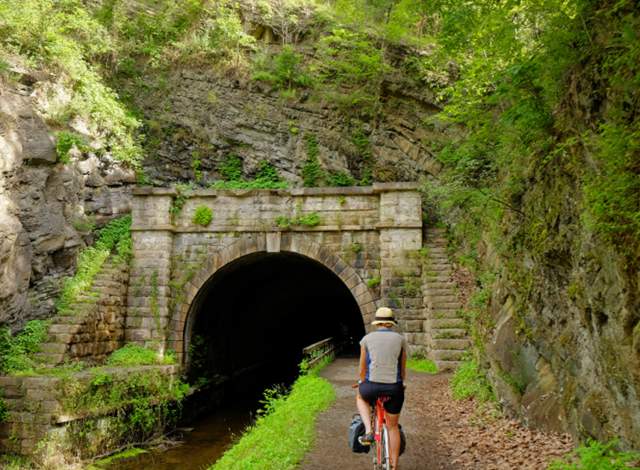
[480,165,640,447]
[137,69,448,186]
[0,78,135,328]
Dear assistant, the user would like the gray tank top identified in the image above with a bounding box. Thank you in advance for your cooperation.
[360,329,407,384]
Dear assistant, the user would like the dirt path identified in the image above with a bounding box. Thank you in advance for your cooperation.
[299,358,572,470]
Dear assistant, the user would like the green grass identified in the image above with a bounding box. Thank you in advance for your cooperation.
[0,320,50,375]
[90,447,148,469]
[548,440,640,470]
[106,344,176,367]
[450,359,494,402]
[56,216,131,315]
[407,357,438,374]
[211,365,336,470]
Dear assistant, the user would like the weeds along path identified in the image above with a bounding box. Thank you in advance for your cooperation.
[299,358,572,470]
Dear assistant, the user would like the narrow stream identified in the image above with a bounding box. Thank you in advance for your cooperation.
[105,399,255,470]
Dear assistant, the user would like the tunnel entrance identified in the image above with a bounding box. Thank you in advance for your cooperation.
[185,251,366,394]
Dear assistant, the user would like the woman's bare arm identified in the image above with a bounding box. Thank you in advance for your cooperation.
[400,347,407,383]
[359,345,367,382]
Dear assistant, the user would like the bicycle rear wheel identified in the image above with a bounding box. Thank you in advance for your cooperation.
[380,425,391,470]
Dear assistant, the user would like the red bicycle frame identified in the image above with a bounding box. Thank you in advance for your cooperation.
[373,396,390,469]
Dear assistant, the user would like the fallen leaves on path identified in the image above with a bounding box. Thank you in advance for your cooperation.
[409,374,574,470]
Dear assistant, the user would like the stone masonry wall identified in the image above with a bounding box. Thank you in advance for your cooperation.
[127,183,426,361]
[36,258,129,366]
[0,365,179,456]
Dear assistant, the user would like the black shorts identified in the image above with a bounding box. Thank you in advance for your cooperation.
[359,381,405,414]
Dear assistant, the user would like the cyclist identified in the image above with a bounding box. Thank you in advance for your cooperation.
[356,307,407,470]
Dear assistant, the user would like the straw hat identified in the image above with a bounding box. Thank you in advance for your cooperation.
[372,307,397,326]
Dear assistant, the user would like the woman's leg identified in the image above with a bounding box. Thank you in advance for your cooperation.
[356,391,373,434]
[386,412,401,469]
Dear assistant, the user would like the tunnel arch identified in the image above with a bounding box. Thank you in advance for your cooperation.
[168,234,378,364]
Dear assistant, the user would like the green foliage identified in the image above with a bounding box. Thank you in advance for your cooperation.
[171,0,256,68]
[60,366,189,449]
[169,183,193,223]
[450,360,494,402]
[315,28,388,118]
[55,131,86,164]
[92,447,147,468]
[548,440,640,470]
[0,320,50,375]
[407,357,438,374]
[0,396,7,423]
[0,454,30,470]
[367,276,381,288]
[253,46,313,90]
[212,362,335,470]
[219,154,244,181]
[326,170,356,187]
[191,152,203,182]
[106,344,175,367]
[302,134,324,187]
[211,158,288,190]
[0,0,143,165]
[57,216,132,315]
[276,212,322,229]
[193,205,214,227]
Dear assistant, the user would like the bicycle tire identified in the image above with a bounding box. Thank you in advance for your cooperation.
[381,425,391,470]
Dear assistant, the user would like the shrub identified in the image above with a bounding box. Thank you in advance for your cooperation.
[219,154,243,181]
[106,344,175,366]
[193,206,213,226]
[367,276,381,288]
[0,320,50,375]
[55,131,86,163]
[302,134,324,187]
[210,159,289,190]
[252,46,314,90]
[450,359,494,402]
[326,170,356,187]
[548,440,640,470]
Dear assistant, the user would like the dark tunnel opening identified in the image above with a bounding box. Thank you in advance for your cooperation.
[115,253,367,469]
[185,251,366,402]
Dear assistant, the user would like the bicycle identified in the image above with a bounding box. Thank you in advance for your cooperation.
[371,395,392,470]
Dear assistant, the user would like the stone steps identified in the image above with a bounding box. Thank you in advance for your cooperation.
[423,227,469,371]
[432,328,468,339]
[432,349,466,361]
[435,360,461,372]
[431,338,470,350]
[430,318,466,329]
[36,257,128,367]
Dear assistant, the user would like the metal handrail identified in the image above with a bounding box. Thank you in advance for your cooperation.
[302,337,335,368]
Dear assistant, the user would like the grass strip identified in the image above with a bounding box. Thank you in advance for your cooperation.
[407,357,438,374]
[211,366,335,470]
[89,447,148,469]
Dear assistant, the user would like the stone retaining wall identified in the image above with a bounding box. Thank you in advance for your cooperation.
[0,365,180,456]
[36,258,129,366]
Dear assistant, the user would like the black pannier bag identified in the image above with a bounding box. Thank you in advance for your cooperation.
[348,414,370,453]
[399,424,406,455]
[348,414,407,455]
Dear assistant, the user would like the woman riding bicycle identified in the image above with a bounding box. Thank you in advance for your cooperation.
[356,307,407,470]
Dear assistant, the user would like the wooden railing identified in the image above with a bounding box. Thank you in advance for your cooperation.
[302,337,336,368]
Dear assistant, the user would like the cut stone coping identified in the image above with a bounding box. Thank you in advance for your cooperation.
[130,223,423,233]
[132,182,420,197]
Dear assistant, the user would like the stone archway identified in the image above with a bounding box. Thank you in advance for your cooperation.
[167,233,378,362]
[126,184,429,362]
